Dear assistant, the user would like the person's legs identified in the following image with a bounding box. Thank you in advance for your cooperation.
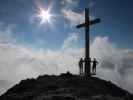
[79,67,81,75]
[94,66,96,73]
[81,67,83,75]
[80,66,83,75]
[92,66,94,73]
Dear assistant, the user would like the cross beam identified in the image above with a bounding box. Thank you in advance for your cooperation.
[76,8,100,77]
[76,18,100,28]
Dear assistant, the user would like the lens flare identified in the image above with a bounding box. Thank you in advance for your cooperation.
[37,7,52,24]
[35,0,55,27]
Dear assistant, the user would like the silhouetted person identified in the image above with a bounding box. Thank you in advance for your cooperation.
[92,58,98,74]
[79,58,84,75]
[84,57,92,76]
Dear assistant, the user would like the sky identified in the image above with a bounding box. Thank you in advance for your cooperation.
[0,0,133,94]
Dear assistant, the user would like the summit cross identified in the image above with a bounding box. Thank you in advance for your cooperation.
[76,8,100,77]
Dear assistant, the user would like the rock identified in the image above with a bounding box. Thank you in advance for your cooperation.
[0,72,132,100]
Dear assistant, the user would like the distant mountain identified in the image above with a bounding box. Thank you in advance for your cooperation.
[0,72,133,100]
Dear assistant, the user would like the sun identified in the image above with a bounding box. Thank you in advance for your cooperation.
[37,7,53,24]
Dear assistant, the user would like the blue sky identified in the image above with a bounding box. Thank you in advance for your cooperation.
[0,0,133,49]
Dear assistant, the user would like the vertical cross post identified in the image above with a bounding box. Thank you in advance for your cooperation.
[85,8,90,76]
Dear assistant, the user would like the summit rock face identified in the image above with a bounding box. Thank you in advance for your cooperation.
[0,72,133,100]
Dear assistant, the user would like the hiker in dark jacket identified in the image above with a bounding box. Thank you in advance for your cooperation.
[79,58,84,75]
[92,58,98,74]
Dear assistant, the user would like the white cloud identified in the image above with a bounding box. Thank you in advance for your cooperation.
[61,9,84,26]
[62,32,80,49]
[0,43,81,94]
[61,0,79,4]
[61,0,96,27]
[0,80,10,95]
[61,8,95,27]
[0,24,133,94]
[61,0,79,9]
[0,29,82,94]
[61,0,83,27]
[90,36,133,93]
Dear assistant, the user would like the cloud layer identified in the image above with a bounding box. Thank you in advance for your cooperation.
[0,24,133,94]
[91,37,133,93]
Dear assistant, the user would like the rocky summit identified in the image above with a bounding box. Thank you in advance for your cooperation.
[0,72,133,100]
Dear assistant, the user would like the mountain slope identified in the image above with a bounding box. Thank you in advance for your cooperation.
[0,72,132,100]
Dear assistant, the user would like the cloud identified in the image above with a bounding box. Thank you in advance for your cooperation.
[0,28,82,94]
[90,37,133,93]
[0,80,10,95]
[61,0,96,28]
[61,8,95,27]
[61,0,79,9]
[62,32,80,49]
[61,0,96,9]
[60,0,83,27]
[61,9,84,26]
[0,43,76,94]
[0,24,133,94]
[61,0,79,4]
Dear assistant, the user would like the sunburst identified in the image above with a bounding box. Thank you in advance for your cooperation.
[37,8,52,24]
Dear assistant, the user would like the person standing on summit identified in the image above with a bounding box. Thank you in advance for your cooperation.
[92,58,98,74]
[79,58,84,75]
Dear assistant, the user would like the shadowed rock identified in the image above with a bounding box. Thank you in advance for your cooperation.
[0,72,132,100]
